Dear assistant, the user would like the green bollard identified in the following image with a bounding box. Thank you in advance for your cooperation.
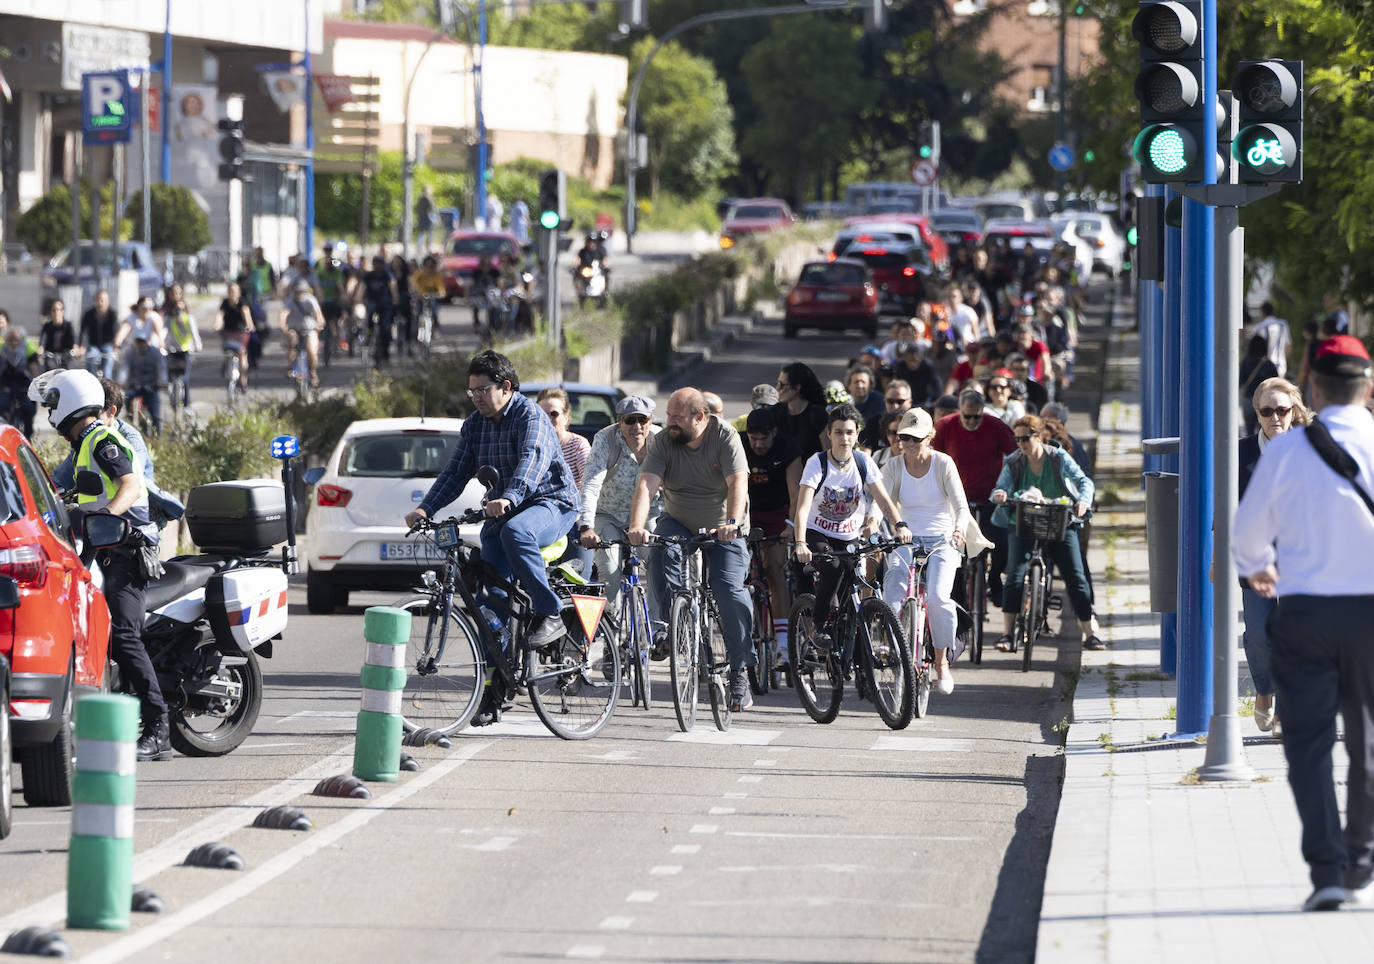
[353,606,411,782]
[67,693,140,930]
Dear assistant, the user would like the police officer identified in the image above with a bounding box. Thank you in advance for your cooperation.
[36,370,170,761]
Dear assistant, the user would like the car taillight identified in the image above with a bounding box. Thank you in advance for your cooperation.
[787,289,811,305]
[861,248,888,256]
[316,484,353,507]
[902,266,916,277]
[0,545,47,588]
[1094,238,1106,247]
[963,232,981,242]
[826,252,837,262]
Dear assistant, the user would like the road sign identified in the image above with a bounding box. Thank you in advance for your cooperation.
[82,70,133,145]
[1049,142,1075,172]
[910,158,938,186]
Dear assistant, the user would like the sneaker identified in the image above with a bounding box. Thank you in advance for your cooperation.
[730,669,753,712]
[136,716,172,762]
[470,689,502,727]
[937,666,955,695]
[650,622,670,661]
[1302,885,1347,912]
[527,614,566,651]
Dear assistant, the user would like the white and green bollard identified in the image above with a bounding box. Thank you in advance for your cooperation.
[353,606,411,782]
[67,693,140,930]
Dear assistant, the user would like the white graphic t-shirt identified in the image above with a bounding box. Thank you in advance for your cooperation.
[800,452,877,541]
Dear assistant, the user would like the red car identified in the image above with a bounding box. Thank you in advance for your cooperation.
[836,242,932,316]
[0,425,111,811]
[784,258,879,339]
[439,231,523,301]
[845,213,950,271]
[720,198,797,248]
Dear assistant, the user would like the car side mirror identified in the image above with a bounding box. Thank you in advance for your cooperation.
[303,466,325,486]
[0,575,19,609]
[84,513,131,549]
[75,470,104,497]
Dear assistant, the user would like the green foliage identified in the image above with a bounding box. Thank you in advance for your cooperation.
[488,4,616,52]
[563,307,624,359]
[614,250,745,334]
[349,0,433,24]
[124,184,212,253]
[14,181,131,257]
[149,406,289,495]
[635,191,720,233]
[315,151,406,242]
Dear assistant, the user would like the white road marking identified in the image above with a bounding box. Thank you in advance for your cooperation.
[650,864,683,875]
[480,715,553,737]
[671,844,701,855]
[738,774,763,783]
[666,728,780,746]
[583,749,638,761]
[239,742,309,750]
[764,745,791,753]
[565,946,605,959]
[726,831,977,842]
[75,742,491,964]
[752,758,778,767]
[279,710,355,722]
[688,896,935,909]
[469,836,516,852]
[626,891,658,903]
[689,824,718,835]
[598,916,634,930]
[869,736,974,752]
[720,863,866,873]
[708,806,735,815]
[723,792,747,799]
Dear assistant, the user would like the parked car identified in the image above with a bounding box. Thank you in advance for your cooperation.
[0,424,111,809]
[521,382,626,443]
[439,231,523,302]
[42,241,163,305]
[844,213,950,271]
[303,418,486,614]
[929,208,985,247]
[1053,212,1127,277]
[784,258,879,339]
[840,242,934,316]
[720,199,797,248]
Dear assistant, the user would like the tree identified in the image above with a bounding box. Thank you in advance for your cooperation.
[14,181,130,256]
[629,37,737,199]
[124,185,212,253]
[487,4,617,52]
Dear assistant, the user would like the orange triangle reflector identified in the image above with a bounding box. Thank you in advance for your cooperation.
[570,594,607,642]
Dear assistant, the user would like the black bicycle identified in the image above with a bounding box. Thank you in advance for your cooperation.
[788,538,915,730]
[659,532,733,733]
[1009,499,1070,673]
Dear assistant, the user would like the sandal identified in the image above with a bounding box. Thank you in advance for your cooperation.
[1083,635,1106,651]
[994,634,1014,653]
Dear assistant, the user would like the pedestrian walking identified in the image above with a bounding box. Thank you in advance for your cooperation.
[1248,301,1292,377]
[1234,335,1374,912]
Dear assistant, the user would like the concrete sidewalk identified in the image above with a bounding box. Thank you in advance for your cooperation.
[1036,329,1374,961]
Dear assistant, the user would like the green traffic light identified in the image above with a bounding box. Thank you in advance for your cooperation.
[1084,149,1095,163]
[919,145,933,159]
[539,210,561,230]
[1126,227,1138,246]
[1147,128,1189,175]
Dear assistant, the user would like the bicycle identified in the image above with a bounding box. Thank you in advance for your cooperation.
[416,294,438,361]
[221,344,244,408]
[788,538,914,730]
[745,532,788,696]
[659,532,733,733]
[1009,498,1069,673]
[599,538,655,711]
[286,331,312,401]
[893,536,951,720]
[398,509,619,741]
[961,501,994,666]
[164,351,188,426]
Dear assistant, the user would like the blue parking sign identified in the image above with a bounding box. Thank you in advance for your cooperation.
[82,71,133,145]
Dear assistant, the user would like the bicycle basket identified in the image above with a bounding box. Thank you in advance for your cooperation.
[1014,501,1072,541]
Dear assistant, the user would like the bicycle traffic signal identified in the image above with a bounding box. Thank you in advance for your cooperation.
[1232,60,1303,183]
[1131,0,1205,183]
[538,169,565,231]
[217,118,246,182]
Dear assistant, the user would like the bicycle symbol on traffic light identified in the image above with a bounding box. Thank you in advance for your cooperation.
[1245,138,1285,168]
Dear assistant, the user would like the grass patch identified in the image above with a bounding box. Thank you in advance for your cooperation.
[1163,704,1177,720]
[1097,482,1124,507]
[1238,696,1256,718]
[1097,732,1117,752]
[1125,670,1168,682]
[1103,563,1122,581]
[1180,767,1201,786]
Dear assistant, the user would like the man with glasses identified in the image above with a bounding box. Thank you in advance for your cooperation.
[405,350,579,723]
[933,389,1017,601]
[861,378,912,451]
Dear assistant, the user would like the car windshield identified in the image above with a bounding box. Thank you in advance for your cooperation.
[730,205,785,220]
[340,433,457,479]
[976,203,1031,221]
[801,263,866,285]
[447,237,513,257]
[524,390,618,431]
[56,247,131,269]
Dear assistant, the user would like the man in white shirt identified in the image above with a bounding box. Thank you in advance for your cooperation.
[1248,301,1292,377]
[947,286,984,348]
[1233,334,1374,913]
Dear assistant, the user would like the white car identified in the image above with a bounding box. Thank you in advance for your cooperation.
[303,417,485,614]
[1056,212,1127,278]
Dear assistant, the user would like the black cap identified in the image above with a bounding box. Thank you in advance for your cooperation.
[745,409,775,433]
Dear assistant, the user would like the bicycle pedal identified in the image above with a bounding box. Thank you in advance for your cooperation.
[1047,596,1062,611]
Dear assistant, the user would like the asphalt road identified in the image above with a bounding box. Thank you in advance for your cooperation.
[0,311,1085,963]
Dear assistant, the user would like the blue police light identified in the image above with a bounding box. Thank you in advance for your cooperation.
[270,435,300,459]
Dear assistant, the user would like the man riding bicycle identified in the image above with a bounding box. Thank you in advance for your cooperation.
[627,388,753,712]
[404,350,580,725]
[744,407,803,669]
[280,280,323,389]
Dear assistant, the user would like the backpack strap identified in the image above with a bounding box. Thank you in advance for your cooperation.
[1305,418,1374,520]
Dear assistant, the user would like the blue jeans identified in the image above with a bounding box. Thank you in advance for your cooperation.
[1241,584,1276,696]
[86,343,116,379]
[479,500,578,658]
[649,514,754,674]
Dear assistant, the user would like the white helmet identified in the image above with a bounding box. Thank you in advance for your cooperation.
[33,369,104,434]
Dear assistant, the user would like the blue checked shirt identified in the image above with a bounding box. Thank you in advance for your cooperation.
[418,391,579,517]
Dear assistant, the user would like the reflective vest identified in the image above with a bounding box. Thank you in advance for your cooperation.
[316,262,345,301]
[74,423,154,539]
[166,310,195,352]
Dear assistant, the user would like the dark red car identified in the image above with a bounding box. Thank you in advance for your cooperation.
[720,198,796,248]
[439,231,522,301]
[784,258,879,339]
[0,425,111,813]
[836,242,933,316]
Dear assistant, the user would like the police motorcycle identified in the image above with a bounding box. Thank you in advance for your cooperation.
[40,372,303,757]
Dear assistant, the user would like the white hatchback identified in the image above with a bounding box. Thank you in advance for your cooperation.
[303,417,485,614]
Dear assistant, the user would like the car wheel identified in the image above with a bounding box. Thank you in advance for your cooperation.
[306,567,338,615]
[20,654,75,807]
[1,670,13,839]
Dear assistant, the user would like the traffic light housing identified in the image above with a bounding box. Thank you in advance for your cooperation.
[538,169,565,231]
[916,121,941,165]
[1132,0,1205,183]
[217,118,246,182]
[1233,60,1302,184]
[620,0,647,31]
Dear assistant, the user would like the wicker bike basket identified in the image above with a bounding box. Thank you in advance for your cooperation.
[1014,501,1072,541]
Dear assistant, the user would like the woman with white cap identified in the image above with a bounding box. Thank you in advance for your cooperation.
[880,406,971,694]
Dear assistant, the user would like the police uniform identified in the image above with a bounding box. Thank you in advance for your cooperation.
[76,420,166,733]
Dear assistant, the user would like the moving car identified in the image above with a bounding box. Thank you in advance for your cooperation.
[0,424,111,809]
[831,222,923,258]
[844,213,950,271]
[439,231,523,302]
[783,258,879,339]
[842,242,934,316]
[521,382,626,442]
[929,208,985,247]
[43,241,163,305]
[720,199,797,248]
[303,418,486,614]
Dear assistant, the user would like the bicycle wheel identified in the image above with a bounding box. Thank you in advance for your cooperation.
[858,598,914,730]
[627,585,653,711]
[526,607,620,740]
[968,557,986,665]
[787,594,842,724]
[1022,560,1043,673]
[707,646,732,732]
[901,598,932,720]
[747,595,771,696]
[394,595,485,736]
[668,594,698,732]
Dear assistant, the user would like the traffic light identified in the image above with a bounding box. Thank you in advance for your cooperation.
[1131,0,1205,183]
[620,0,647,31]
[538,169,565,231]
[1233,60,1302,184]
[217,118,246,182]
[916,121,941,165]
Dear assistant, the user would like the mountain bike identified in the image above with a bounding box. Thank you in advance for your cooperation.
[599,537,655,711]
[660,532,732,733]
[1009,499,1069,673]
[398,506,619,740]
[788,538,914,729]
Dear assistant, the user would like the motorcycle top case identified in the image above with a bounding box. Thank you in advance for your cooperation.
[186,479,287,552]
[207,568,289,650]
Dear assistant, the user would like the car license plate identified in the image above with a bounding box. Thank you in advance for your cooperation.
[817,292,849,302]
[380,543,445,562]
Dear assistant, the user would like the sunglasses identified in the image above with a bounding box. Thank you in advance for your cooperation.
[1014,435,1034,443]
[988,382,1010,390]
[960,413,984,423]
[1256,405,1292,419]
[885,397,909,406]
[622,415,649,425]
